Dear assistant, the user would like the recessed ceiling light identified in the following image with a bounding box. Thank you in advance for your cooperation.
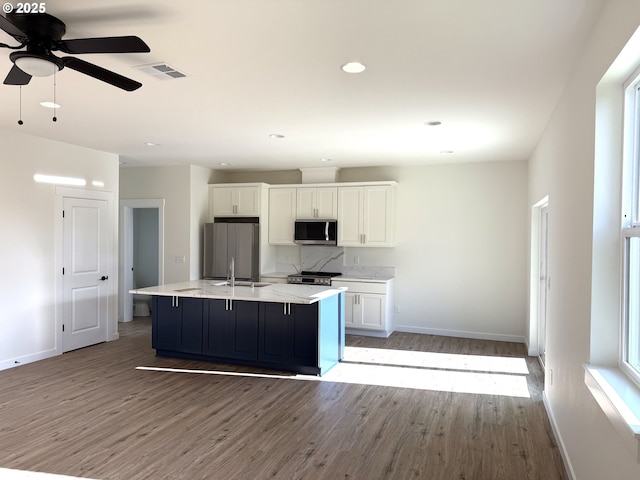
[425,121,442,126]
[40,101,61,109]
[320,158,332,162]
[341,62,366,74]
[144,142,158,147]
[269,134,285,139]
[440,150,455,154]
[219,162,231,166]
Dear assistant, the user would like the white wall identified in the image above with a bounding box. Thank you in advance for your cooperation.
[344,163,528,342]
[120,165,217,284]
[0,128,119,369]
[190,165,214,280]
[528,1,640,478]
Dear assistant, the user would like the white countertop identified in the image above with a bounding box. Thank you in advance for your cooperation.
[130,280,346,305]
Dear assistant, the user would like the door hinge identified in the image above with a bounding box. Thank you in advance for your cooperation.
[62,324,65,332]
[62,267,65,275]
[62,210,65,218]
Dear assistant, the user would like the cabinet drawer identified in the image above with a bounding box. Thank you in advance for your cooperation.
[332,280,387,294]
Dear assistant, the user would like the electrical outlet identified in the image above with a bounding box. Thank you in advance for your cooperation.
[394,305,399,313]
[354,256,360,265]
[549,368,554,386]
[175,255,186,263]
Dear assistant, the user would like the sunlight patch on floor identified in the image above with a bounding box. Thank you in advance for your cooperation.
[137,345,531,398]
[0,468,97,480]
[320,361,530,397]
[344,346,530,374]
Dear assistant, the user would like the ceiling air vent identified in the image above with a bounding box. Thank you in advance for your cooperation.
[134,63,187,80]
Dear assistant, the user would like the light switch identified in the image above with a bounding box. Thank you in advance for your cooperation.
[175,255,186,263]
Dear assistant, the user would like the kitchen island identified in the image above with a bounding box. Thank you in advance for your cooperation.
[129,280,346,376]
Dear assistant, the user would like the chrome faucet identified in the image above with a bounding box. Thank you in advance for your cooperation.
[229,256,235,287]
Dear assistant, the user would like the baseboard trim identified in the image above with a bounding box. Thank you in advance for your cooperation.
[0,349,58,371]
[543,391,577,480]
[392,325,526,344]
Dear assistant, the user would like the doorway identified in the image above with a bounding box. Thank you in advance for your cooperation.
[120,199,164,323]
[537,204,549,366]
[529,197,549,366]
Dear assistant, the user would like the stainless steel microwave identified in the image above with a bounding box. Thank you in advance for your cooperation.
[294,220,338,245]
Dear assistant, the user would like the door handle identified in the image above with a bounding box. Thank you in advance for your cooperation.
[99,275,109,281]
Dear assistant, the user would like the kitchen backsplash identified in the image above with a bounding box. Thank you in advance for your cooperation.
[275,246,395,278]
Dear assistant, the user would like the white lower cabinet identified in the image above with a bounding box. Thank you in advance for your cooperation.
[332,279,394,337]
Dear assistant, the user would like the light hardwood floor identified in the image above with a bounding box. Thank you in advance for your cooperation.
[0,318,567,480]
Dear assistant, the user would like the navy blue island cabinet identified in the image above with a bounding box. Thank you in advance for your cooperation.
[151,292,344,376]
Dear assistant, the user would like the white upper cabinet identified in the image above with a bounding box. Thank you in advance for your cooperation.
[338,185,395,247]
[268,188,296,245]
[210,185,262,217]
[296,187,337,219]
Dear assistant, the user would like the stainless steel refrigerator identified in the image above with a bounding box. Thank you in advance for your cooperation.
[203,217,260,281]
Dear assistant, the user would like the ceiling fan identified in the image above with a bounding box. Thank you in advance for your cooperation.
[0,12,150,91]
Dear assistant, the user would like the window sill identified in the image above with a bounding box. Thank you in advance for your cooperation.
[584,365,640,462]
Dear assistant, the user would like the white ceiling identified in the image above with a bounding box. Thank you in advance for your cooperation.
[0,0,602,171]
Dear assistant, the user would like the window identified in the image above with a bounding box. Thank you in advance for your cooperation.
[622,76,640,387]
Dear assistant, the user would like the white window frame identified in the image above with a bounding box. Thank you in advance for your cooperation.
[621,70,640,388]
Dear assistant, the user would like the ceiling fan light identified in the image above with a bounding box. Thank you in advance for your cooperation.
[15,57,59,77]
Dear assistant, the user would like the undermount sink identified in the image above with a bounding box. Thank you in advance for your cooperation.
[234,281,271,288]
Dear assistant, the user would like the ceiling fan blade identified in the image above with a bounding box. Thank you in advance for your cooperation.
[3,64,31,85]
[0,14,28,41]
[57,36,150,54]
[62,57,142,91]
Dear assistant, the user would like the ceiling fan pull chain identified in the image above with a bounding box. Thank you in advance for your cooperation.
[17,85,23,125]
[52,70,57,123]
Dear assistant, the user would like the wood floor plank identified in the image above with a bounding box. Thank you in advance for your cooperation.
[0,318,567,480]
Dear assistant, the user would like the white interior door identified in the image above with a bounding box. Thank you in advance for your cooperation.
[63,197,109,352]
[538,205,549,366]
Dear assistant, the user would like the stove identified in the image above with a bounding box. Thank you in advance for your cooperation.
[287,271,342,286]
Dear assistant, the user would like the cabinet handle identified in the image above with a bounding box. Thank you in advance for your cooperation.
[283,303,287,315]
[172,296,179,308]
[288,303,291,315]
[283,302,291,315]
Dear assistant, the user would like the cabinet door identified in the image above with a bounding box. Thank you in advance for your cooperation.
[360,294,385,330]
[152,296,203,353]
[179,297,204,354]
[211,187,236,216]
[342,292,358,328]
[269,188,296,244]
[296,188,316,219]
[315,187,338,219]
[337,187,363,246]
[204,299,230,356]
[363,186,394,247]
[204,299,258,360]
[152,296,180,350]
[259,303,290,363]
[235,187,261,216]
[231,301,259,360]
